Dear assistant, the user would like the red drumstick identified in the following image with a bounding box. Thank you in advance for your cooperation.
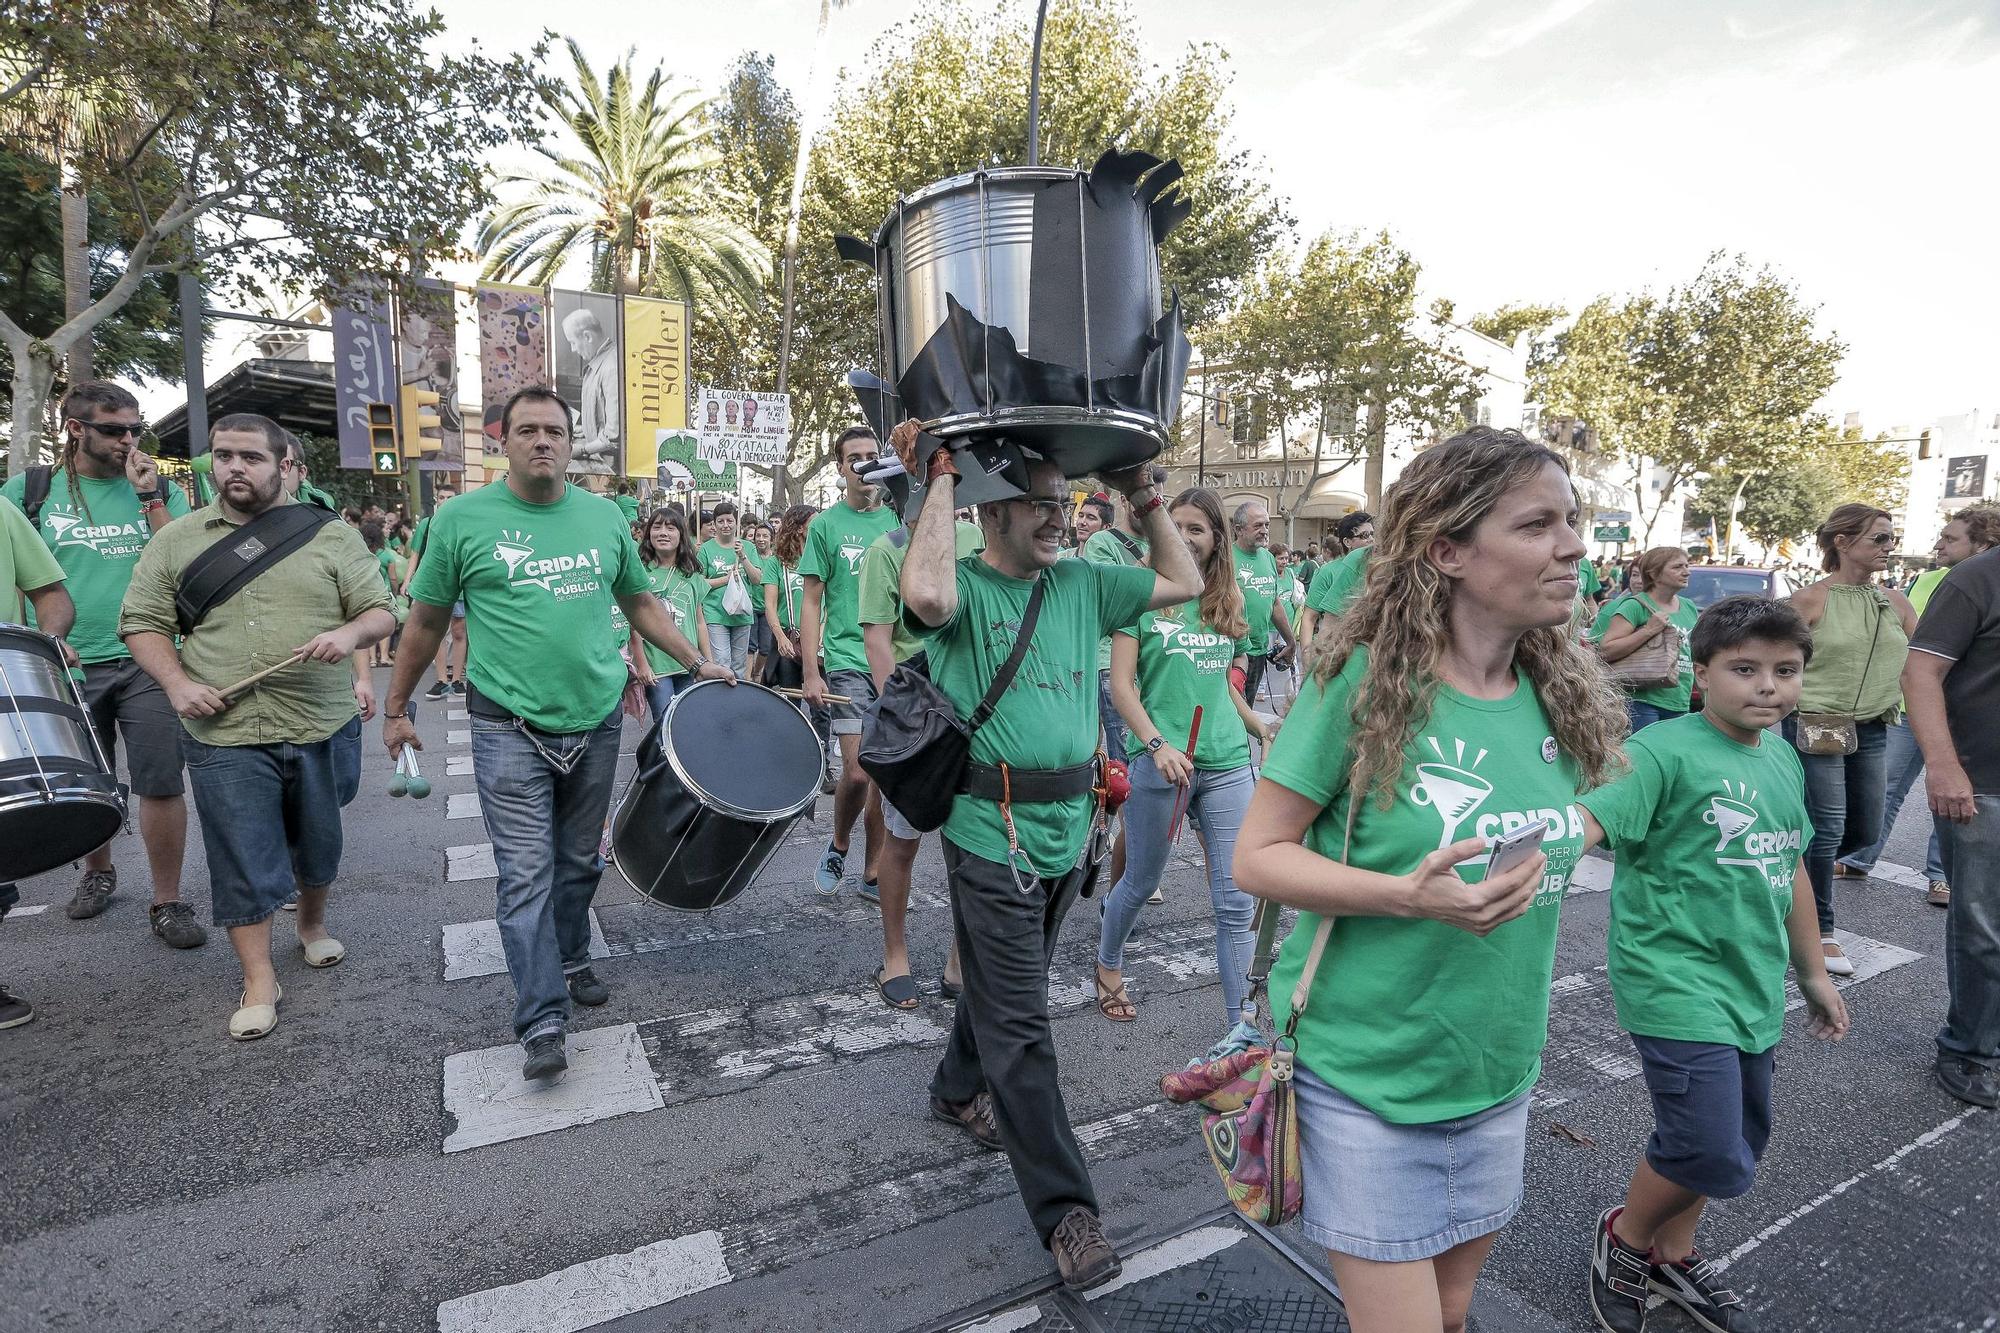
[1167,705,1204,842]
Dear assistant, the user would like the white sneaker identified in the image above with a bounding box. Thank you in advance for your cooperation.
[1821,936,1856,977]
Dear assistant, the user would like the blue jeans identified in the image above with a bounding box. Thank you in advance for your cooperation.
[644,673,679,729]
[1097,754,1256,1018]
[1784,716,1889,933]
[1625,698,1684,733]
[181,717,361,926]
[1839,718,1945,881]
[472,714,622,1044]
[1939,796,2000,1068]
[1098,670,1127,761]
[714,622,752,677]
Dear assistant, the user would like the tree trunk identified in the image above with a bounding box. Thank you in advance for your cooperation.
[59,158,92,385]
[1362,397,1387,511]
[8,339,58,475]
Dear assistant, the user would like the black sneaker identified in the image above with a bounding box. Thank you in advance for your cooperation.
[449,680,467,697]
[1588,1207,1651,1333]
[1935,1055,2000,1109]
[1650,1251,1757,1332]
[0,985,33,1030]
[521,1033,567,1081]
[566,967,609,1007]
[1049,1207,1122,1291]
[423,679,450,701]
[66,868,115,920]
[149,901,208,949]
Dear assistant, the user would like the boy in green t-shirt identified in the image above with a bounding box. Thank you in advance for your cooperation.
[1576,596,1850,1333]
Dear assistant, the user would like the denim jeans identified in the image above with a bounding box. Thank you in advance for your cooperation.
[1839,718,1946,881]
[1625,698,1685,734]
[1097,669,1127,761]
[1097,754,1257,1018]
[1784,716,1889,933]
[1939,796,2000,1068]
[714,622,752,677]
[644,674,679,730]
[472,713,622,1044]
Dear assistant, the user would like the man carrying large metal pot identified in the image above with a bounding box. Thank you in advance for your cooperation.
[893,419,1201,1291]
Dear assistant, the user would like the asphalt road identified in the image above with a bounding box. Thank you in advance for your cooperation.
[2,670,1995,1332]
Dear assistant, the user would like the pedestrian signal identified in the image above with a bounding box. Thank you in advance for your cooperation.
[367,402,398,475]
[399,383,443,458]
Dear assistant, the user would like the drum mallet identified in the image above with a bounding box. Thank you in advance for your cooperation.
[1166,705,1203,842]
[218,650,307,701]
[390,744,431,799]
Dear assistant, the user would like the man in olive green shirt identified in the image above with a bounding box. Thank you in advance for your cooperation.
[123,414,395,1041]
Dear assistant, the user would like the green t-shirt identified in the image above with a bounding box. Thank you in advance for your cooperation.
[799,500,900,673]
[922,557,1155,876]
[374,548,406,600]
[638,563,705,677]
[1115,600,1251,770]
[1578,559,1601,599]
[407,483,648,733]
[615,494,640,524]
[1,469,190,663]
[1604,592,1701,711]
[1579,712,1811,1050]
[1303,546,1369,617]
[1264,646,1586,1123]
[0,495,64,618]
[858,521,984,668]
[1232,544,1281,654]
[767,556,805,632]
[696,537,763,629]
[1081,526,1149,672]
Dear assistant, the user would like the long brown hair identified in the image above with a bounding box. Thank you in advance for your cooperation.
[1171,488,1248,639]
[1817,503,1892,572]
[1315,426,1626,803]
[773,503,817,566]
[640,505,700,574]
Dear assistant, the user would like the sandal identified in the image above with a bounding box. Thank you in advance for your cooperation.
[228,983,282,1041]
[1094,966,1136,1024]
[874,969,921,1011]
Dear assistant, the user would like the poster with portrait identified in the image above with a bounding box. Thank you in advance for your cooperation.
[1945,454,1987,500]
[330,287,394,470]
[695,387,789,466]
[550,289,623,477]
[398,279,465,473]
[475,283,549,468]
[622,295,690,483]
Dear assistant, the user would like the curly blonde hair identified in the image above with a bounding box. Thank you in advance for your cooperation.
[1315,426,1627,804]
[1171,488,1249,639]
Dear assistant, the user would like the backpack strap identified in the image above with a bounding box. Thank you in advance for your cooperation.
[21,465,52,525]
[1110,529,1143,562]
[174,504,338,635]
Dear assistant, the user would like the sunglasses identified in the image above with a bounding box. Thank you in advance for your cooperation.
[72,418,144,439]
[1862,532,1898,548]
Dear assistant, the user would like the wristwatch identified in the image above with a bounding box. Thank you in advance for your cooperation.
[1144,736,1166,755]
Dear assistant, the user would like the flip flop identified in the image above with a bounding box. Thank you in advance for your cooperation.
[874,969,921,1011]
[229,983,282,1041]
[300,937,346,969]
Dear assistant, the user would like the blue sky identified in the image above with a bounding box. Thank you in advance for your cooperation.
[435,0,1998,427]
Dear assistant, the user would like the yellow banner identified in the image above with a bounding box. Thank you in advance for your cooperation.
[622,296,690,482]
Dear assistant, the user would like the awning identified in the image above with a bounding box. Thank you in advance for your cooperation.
[152,357,337,458]
[1570,472,1635,513]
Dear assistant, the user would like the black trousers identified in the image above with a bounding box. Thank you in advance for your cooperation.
[1241,652,1270,708]
[930,835,1097,1246]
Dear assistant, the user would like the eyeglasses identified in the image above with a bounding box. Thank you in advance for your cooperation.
[1863,532,1898,548]
[72,418,143,439]
[1006,497,1068,521]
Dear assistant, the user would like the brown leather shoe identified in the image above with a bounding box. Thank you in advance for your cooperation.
[1928,879,1951,908]
[1050,1207,1122,1291]
[929,1091,1003,1151]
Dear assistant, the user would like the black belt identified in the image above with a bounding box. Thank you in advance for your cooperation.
[961,758,1099,803]
[462,681,514,722]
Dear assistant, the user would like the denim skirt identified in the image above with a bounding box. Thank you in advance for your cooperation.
[1293,1061,1531,1262]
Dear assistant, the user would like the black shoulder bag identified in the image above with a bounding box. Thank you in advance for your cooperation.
[174,504,338,635]
[858,574,1046,833]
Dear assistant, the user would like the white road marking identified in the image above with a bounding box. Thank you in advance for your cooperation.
[447,708,468,721]
[447,728,470,744]
[1080,1224,1246,1302]
[1712,1107,1985,1276]
[1568,855,1614,895]
[1865,859,1929,891]
[435,1229,729,1333]
[3,904,47,919]
[440,910,610,982]
[442,1022,663,1154]
[445,843,496,881]
[955,1308,1048,1332]
[446,755,474,776]
[446,793,481,820]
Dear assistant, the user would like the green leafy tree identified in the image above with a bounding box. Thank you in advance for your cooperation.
[477,37,769,315]
[1537,254,1845,544]
[1691,418,1910,553]
[1469,301,1567,349]
[0,0,543,474]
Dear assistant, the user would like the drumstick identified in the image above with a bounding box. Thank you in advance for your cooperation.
[1167,706,1204,842]
[774,686,853,705]
[219,651,307,699]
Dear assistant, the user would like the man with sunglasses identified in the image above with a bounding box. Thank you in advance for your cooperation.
[2,381,202,948]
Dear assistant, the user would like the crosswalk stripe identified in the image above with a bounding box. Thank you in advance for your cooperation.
[441,910,611,982]
[447,708,468,721]
[434,1229,730,1333]
[2,904,47,920]
[445,843,497,881]
[442,1022,663,1154]
[448,728,470,744]
[446,755,474,776]
[446,793,481,820]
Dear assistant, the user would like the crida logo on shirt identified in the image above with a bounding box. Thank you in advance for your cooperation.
[1407,734,1580,900]
[838,541,867,575]
[1705,778,1801,891]
[42,503,151,559]
[1148,614,1232,669]
[492,530,604,598]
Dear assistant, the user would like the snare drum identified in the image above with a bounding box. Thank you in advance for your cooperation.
[610,679,823,911]
[0,624,125,880]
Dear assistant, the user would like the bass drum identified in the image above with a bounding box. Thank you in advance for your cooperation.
[610,679,823,911]
[0,624,125,880]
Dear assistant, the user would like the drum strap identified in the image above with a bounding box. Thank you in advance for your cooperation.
[174,504,338,636]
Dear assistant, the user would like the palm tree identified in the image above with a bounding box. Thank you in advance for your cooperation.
[478,39,769,314]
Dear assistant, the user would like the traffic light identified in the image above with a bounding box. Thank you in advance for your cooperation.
[367,401,399,476]
[399,382,442,458]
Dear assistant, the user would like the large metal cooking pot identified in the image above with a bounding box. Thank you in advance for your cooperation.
[837,149,1193,480]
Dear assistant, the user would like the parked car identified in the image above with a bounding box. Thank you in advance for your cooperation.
[1682,565,1794,610]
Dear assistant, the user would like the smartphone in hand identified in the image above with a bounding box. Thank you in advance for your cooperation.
[1485,820,1549,878]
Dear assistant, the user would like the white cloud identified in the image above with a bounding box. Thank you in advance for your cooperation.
[1470,0,1605,58]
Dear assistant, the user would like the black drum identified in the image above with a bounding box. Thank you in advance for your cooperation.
[0,624,125,880]
[610,679,822,911]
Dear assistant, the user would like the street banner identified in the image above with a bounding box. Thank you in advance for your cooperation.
[330,290,394,470]
[695,387,789,466]
[623,296,691,482]
[656,427,737,495]
[1946,455,1987,500]
[551,288,624,478]
[474,283,548,469]
[398,278,465,472]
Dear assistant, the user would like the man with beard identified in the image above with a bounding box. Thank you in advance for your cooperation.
[894,424,1200,1290]
[2,381,202,948]
[122,415,395,1038]
[1229,500,1297,708]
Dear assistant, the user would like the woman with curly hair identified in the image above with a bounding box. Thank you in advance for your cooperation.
[1234,426,1627,1333]
[1095,489,1274,1025]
